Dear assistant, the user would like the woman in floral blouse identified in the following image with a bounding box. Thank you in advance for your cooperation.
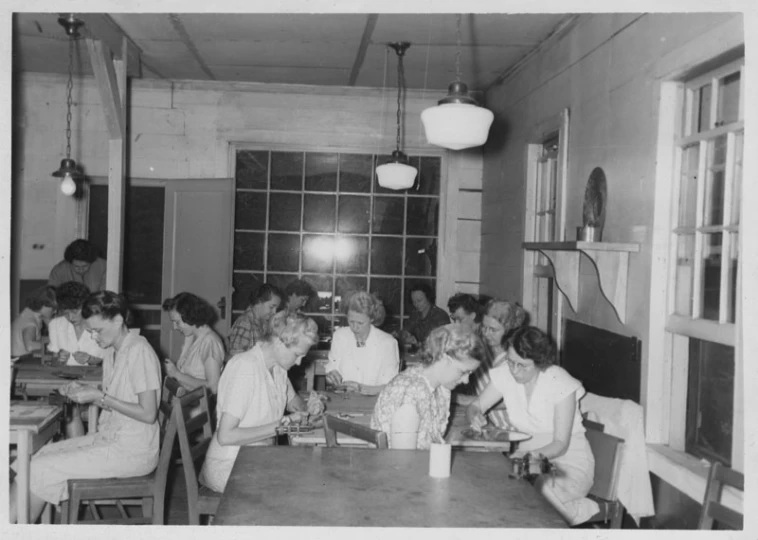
[371,324,485,449]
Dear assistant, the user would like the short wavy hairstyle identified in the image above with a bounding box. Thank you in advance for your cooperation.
[421,323,486,366]
[343,290,384,325]
[484,300,527,336]
[268,310,319,348]
[25,285,58,311]
[55,281,91,311]
[64,239,100,264]
[284,279,315,300]
[409,282,435,304]
[503,326,556,371]
[447,293,482,319]
[81,290,133,326]
[249,283,284,307]
[162,292,218,327]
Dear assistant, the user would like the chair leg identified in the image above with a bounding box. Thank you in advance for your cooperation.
[142,497,153,521]
[60,501,69,524]
[41,503,52,524]
[610,503,624,529]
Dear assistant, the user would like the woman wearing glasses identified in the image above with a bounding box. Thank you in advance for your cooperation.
[466,326,595,526]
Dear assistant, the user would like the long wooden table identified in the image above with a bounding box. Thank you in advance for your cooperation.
[213,446,566,527]
[12,355,103,433]
[9,401,63,524]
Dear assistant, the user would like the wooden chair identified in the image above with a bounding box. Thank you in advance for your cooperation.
[698,461,744,530]
[172,385,222,525]
[323,413,389,448]
[582,420,625,528]
[61,377,183,524]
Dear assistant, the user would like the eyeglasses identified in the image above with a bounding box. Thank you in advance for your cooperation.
[506,358,534,372]
[481,324,504,334]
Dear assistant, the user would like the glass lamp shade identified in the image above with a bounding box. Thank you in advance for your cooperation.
[421,102,495,151]
[376,161,418,190]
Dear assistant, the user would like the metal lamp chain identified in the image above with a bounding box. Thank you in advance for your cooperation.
[395,51,403,152]
[454,14,462,83]
[65,36,74,160]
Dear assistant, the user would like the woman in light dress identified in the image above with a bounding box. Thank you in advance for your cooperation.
[10,285,57,357]
[199,311,325,492]
[48,281,107,366]
[466,326,595,526]
[8,291,162,523]
[162,292,225,394]
[371,324,485,449]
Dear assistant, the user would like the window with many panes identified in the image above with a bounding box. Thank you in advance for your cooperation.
[232,149,442,342]
[668,59,743,465]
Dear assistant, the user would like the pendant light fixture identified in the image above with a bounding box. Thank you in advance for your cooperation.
[52,14,85,196]
[376,42,418,191]
[421,14,494,151]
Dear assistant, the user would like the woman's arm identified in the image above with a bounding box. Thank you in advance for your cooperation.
[528,391,576,460]
[465,382,504,427]
[21,327,44,353]
[165,357,222,393]
[97,388,158,425]
[216,412,279,446]
[389,403,421,449]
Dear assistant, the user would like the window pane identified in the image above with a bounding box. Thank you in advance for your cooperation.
[674,234,695,317]
[731,133,743,226]
[373,197,405,235]
[703,167,724,227]
[686,338,734,465]
[701,233,722,321]
[269,193,302,231]
[678,144,699,228]
[235,191,267,230]
[405,238,437,277]
[303,194,336,233]
[371,237,403,275]
[236,150,268,189]
[302,235,335,274]
[267,233,301,272]
[271,151,303,190]
[335,236,368,274]
[416,156,441,195]
[305,152,338,191]
[718,71,740,125]
[302,274,334,314]
[407,197,439,236]
[697,83,711,133]
[338,195,371,234]
[233,232,265,271]
[339,153,373,193]
[335,276,368,312]
[371,277,403,321]
[727,233,738,323]
[232,272,263,310]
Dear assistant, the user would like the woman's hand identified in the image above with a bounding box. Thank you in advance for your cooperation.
[281,411,308,425]
[468,410,488,432]
[325,370,343,387]
[342,381,361,393]
[68,385,104,404]
[306,392,325,416]
[57,350,71,364]
[72,351,90,365]
[164,359,178,378]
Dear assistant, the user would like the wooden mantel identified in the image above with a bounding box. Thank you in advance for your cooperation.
[522,241,640,324]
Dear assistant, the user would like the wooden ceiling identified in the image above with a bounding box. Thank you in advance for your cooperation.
[13,12,570,91]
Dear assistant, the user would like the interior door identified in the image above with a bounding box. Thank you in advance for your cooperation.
[160,178,233,361]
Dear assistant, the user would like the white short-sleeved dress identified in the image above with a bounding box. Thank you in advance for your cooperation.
[23,330,162,505]
[47,316,108,366]
[11,308,42,357]
[325,326,399,386]
[176,325,225,384]
[490,364,595,524]
[199,345,296,492]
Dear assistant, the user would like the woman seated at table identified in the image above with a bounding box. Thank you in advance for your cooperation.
[324,291,399,396]
[199,311,325,493]
[11,285,57,357]
[466,326,595,526]
[226,283,283,358]
[399,283,450,350]
[8,291,162,524]
[371,324,485,449]
[48,239,107,292]
[48,281,107,366]
[447,292,482,333]
[162,292,225,394]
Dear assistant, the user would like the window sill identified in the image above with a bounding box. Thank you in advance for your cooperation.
[646,444,742,512]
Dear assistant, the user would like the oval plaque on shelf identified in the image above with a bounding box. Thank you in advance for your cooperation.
[582,167,607,231]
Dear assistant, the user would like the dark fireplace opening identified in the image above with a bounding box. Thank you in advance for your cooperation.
[561,319,642,403]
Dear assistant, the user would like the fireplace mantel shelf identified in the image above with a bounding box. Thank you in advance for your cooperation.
[522,241,640,324]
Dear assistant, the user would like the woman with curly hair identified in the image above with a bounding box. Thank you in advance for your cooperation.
[48,239,106,292]
[371,324,485,449]
[162,292,225,394]
[324,290,399,395]
[11,285,57,357]
[48,281,107,366]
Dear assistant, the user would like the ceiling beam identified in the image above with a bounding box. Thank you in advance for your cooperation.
[78,14,142,78]
[348,14,378,86]
[168,13,216,80]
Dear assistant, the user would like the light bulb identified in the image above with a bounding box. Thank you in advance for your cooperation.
[60,175,77,196]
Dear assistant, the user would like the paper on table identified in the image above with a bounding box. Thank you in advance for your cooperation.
[10,403,58,420]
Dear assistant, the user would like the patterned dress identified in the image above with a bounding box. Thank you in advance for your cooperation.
[370,366,452,449]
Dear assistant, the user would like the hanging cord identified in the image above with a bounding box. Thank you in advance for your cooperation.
[65,35,74,160]
[376,46,389,159]
[454,13,462,83]
[395,49,404,153]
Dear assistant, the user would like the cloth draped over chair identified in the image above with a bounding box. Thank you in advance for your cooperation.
[579,392,655,524]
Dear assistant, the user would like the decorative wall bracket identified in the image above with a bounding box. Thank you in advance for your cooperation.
[522,241,640,324]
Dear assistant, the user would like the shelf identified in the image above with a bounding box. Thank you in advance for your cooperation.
[522,241,640,324]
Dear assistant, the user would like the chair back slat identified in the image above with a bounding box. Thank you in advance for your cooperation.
[698,461,744,530]
[185,411,210,436]
[323,414,389,448]
[584,425,624,501]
